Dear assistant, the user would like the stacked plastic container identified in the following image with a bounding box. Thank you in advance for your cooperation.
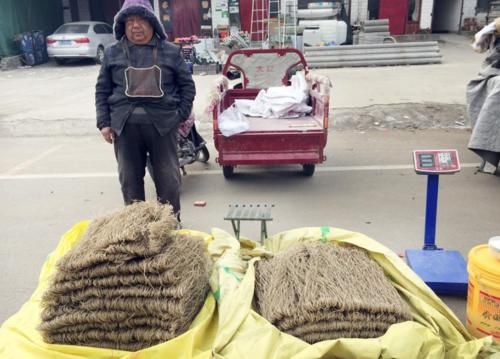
[19,31,48,66]
[300,20,347,45]
[298,2,347,46]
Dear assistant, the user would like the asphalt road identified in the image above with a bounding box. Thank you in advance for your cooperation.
[1,129,499,325]
[0,34,498,328]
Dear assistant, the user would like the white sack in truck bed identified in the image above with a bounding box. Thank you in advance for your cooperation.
[234,72,312,118]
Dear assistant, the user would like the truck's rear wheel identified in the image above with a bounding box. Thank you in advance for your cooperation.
[302,164,315,176]
[223,165,234,178]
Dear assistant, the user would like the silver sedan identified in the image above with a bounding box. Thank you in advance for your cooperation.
[47,21,115,65]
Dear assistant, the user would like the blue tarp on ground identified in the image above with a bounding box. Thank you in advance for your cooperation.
[0,0,63,57]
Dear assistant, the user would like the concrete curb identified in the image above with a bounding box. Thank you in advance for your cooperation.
[0,118,96,137]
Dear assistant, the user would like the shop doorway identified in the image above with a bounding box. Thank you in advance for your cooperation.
[431,0,462,33]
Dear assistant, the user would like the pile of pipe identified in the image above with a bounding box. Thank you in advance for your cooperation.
[38,202,211,351]
[357,19,391,45]
[254,242,412,343]
[304,41,442,68]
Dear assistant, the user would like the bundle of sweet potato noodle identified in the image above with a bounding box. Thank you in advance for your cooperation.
[39,202,211,351]
[254,242,412,343]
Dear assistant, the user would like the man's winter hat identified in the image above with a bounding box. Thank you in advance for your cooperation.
[113,0,167,40]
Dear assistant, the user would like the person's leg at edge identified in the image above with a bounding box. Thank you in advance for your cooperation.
[477,150,499,174]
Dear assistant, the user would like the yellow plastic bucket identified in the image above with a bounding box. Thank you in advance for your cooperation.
[466,243,500,342]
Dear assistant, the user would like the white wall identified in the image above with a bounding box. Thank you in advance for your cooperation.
[350,0,368,24]
[420,0,434,30]
[461,0,476,27]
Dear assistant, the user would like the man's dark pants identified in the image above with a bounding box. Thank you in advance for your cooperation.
[113,122,180,213]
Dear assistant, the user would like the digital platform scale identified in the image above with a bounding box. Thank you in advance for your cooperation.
[413,150,460,175]
[405,149,468,296]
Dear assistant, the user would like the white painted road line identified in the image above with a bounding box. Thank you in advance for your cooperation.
[5,145,65,175]
[0,163,480,180]
[318,163,480,171]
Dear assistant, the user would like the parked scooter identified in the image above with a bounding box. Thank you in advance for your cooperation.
[147,113,209,178]
[177,113,210,175]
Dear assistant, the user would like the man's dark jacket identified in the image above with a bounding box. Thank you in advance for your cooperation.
[95,38,196,136]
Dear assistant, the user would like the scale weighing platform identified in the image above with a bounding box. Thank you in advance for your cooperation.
[405,149,468,296]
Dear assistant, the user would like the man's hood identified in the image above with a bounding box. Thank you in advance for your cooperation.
[113,0,167,41]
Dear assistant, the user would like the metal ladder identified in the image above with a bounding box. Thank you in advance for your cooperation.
[268,0,282,46]
[281,0,297,48]
[250,0,269,47]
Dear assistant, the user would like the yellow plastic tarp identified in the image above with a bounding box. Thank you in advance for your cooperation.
[0,221,218,359]
[212,227,499,359]
[2,224,499,359]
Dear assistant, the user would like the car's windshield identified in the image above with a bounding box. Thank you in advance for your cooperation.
[55,24,89,34]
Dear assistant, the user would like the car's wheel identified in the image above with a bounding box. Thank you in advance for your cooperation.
[54,58,66,65]
[222,165,234,178]
[196,146,210,163]
[302,164,315,176]
[95,46,105,64]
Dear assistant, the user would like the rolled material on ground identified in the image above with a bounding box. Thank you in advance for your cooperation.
[307,58,442,68]
[356,34,394,45]
[304,42,442,68]
[254,242,412,343]
[39,202,211,351]
[305,46,439,56]
[308,52,441,63]
[363,19,390,26]
[304,42,440,51]
[362,25,390,33]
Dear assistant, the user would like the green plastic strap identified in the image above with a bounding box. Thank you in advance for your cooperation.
[213,266,242,302]
[213,288,221,302]
[223,266,241,282]
[320,226,330,243]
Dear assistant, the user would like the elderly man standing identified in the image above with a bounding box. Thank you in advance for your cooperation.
[95,0,195,219]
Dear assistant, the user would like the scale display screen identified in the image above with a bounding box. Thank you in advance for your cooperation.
[413,150,460,174]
